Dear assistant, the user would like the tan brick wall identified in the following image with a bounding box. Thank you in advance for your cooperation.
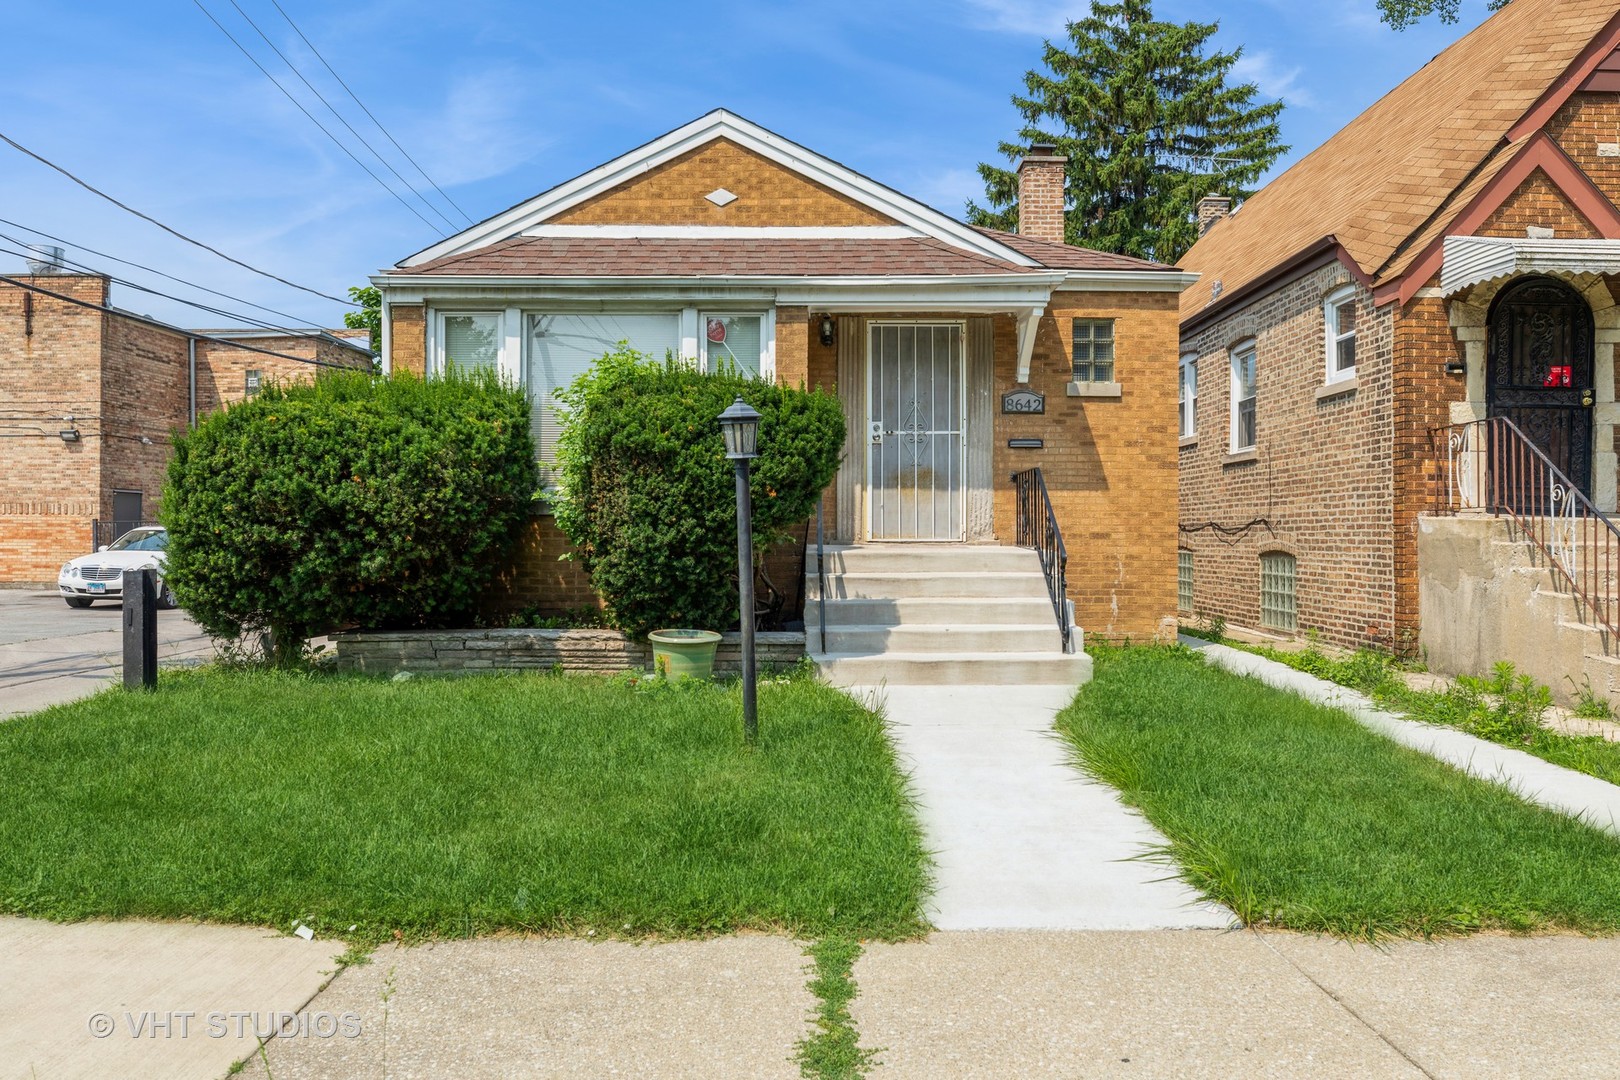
[195,335,368,415]
[1476,171,1599,239]
[994,292,1181,642]
[550,139,893,227]
[97,316,191,533]
[1179,262,1398,649]
[1017,156,1067,244]
[389,304,426,376]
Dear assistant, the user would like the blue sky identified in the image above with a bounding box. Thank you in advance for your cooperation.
[1,1,1499,330]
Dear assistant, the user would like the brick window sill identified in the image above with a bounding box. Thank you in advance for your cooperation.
[1067,381,1122,398]
[1316,376,1358,402]
[1222,448,1259,467]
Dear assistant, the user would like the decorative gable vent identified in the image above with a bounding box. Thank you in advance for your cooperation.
[705,188,739,207]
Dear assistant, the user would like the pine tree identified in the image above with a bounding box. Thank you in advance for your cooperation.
[967,0,1287,264]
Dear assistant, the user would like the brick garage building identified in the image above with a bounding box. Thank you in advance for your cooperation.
[1177,0,1620,654]
[0,270,372,583]
[373,110,1194,642]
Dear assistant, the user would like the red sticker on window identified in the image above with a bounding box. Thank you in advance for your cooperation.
[707,318,726,343]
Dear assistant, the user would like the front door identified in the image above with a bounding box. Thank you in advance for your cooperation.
[867,322,965,541]
[1487,276,1595,501]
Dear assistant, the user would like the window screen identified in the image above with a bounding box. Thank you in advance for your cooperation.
[702,314,763,377]
[528,313,682,478]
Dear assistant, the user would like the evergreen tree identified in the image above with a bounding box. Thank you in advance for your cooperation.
[968,0,1287,264]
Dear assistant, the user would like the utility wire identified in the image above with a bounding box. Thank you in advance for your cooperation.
[225,0,459,231]
[0,215,329,327]
[0,239,340,344]
[0,130,355,307]
[269,0,475,225]
[192,0,445,236]
[0,274,355,370]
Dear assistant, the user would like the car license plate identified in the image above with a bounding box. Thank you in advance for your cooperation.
[89,582,106,594]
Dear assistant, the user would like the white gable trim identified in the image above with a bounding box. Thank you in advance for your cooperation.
[399,110,1037,269]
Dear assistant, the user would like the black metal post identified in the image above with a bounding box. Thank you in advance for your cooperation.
[123,568,158,691]
[734,458,757,745]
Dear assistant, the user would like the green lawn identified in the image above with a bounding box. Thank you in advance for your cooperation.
[0,669,929,944]
[1058,646,1620,939]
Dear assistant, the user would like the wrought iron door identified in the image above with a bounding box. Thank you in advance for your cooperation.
[868,323,965,540]
[1487,276,1594,504]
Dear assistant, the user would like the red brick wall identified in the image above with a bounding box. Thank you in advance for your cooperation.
[1547,92,1620,210]
[1178,261,1397,648]
[1476,172,1599,239]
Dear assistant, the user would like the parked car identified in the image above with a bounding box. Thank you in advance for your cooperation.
[58,526,176,609]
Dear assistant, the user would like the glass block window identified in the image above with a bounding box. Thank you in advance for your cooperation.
[1259,552,1297,632]
[1230,343,1257,451]
[1325,286,1357,381]
[1072,318,1115,383]
[1177,550,1194,612]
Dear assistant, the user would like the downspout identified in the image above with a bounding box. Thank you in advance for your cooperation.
[188,337,197,428]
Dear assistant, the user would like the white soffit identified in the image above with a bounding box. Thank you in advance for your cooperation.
[399,109,1036,269]
[1443,235,1620,294]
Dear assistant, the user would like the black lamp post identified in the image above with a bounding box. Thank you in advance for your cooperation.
[718,396,762,745]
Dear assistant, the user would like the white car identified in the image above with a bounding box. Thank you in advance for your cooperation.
[58,526,177,609]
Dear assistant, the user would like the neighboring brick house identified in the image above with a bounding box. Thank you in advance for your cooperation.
[0,269,373,583]
[1177,0,1620,654]
[373,110,1194,643]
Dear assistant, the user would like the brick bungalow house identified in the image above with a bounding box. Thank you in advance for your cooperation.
[1177,0,1620,672]
[0,267,373,584]
[372,110,1194,676]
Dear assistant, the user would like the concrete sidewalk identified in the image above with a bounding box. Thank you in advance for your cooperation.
[1186,636,1620,836]
[852,683,1233,931]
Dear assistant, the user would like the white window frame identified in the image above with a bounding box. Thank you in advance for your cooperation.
[1229,340,1257,453]
[1179,352,1198,439]
[429,309,520,383]
[697,309,776,379]
[1323,285,1357,384]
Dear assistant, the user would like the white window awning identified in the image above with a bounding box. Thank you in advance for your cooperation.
[1442,235,1620,295]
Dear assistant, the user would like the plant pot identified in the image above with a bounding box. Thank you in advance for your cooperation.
[648,629,723,679]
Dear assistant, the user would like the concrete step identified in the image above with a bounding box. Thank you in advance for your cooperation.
[821,623,1063,655]
[811,650,1093,687]
[808,571,1051,601]
[808,544,1041,574]
[810,596,1057,628]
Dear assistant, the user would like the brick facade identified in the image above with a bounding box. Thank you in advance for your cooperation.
[0,274,370,582]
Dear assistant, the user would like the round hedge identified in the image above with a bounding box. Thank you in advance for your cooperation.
[161,369,536,662]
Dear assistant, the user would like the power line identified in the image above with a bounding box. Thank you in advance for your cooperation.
[0,215,329,327]
[269,0,474,226]
[0,274,356,370]
[225,0,459,231]
[192,0,445,236]
[0,130,356,307]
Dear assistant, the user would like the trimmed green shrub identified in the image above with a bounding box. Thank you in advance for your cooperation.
[162,370,537,662]
[551,348,844,638]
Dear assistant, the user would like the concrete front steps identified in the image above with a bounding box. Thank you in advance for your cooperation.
[806,544,1091,687]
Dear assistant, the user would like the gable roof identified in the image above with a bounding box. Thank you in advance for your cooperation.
[399,109,1038,270]
[1180,0,1620,325]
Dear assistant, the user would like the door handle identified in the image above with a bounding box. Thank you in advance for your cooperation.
[869,421,884,444]
[1583,391,1596,408]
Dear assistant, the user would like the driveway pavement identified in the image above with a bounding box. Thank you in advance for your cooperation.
[0,589,213,717]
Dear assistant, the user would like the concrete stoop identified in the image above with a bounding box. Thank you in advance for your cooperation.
[805,544,1091,687]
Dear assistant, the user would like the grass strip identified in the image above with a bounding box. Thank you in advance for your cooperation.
[0,668,929,944]
[796,936,876,1080]
[1058,645,1620,939]
[1231,638,1620,787]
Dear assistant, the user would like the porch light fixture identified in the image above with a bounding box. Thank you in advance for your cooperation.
[818,315,836,348]
[1444,361,1466,376]
[58,428,81,443]
[718,396,762,745]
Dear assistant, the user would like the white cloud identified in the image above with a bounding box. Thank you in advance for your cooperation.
[959,0,1089,36]
[1231,51,1318,109]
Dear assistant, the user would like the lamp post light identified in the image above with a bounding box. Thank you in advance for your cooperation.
[718,396,762,745]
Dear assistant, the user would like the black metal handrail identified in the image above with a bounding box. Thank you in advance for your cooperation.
[1432,416,1620,635]
[815,494,827,654]
[1012,467,1071,652]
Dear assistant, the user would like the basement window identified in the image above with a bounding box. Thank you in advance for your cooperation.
[1259,552,1297,632]
[1177,550,1194,612]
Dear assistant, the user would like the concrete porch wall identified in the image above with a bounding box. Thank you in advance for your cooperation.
[1417,513,1620,708]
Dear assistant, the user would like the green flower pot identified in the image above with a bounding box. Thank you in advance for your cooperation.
[648,629,723,680]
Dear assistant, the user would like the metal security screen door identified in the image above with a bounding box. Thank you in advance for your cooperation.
[867,322,965,540]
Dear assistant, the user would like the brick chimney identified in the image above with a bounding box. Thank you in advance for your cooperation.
[1197,194,1232,236]
[1017,143,1068,244]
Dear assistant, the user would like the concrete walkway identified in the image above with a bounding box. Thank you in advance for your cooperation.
[0,917,345,1080]
[850,683,1233,931]
[1185,636,1620,836]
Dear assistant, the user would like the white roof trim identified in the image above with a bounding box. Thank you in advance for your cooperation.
[1443,236,1620,295]
[398,109,1037,269]
[520,224,924,239]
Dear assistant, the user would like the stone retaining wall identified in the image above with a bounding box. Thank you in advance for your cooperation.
[331,628,805,676]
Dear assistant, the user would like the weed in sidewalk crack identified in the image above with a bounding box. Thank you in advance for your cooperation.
[796,936,877,1079]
